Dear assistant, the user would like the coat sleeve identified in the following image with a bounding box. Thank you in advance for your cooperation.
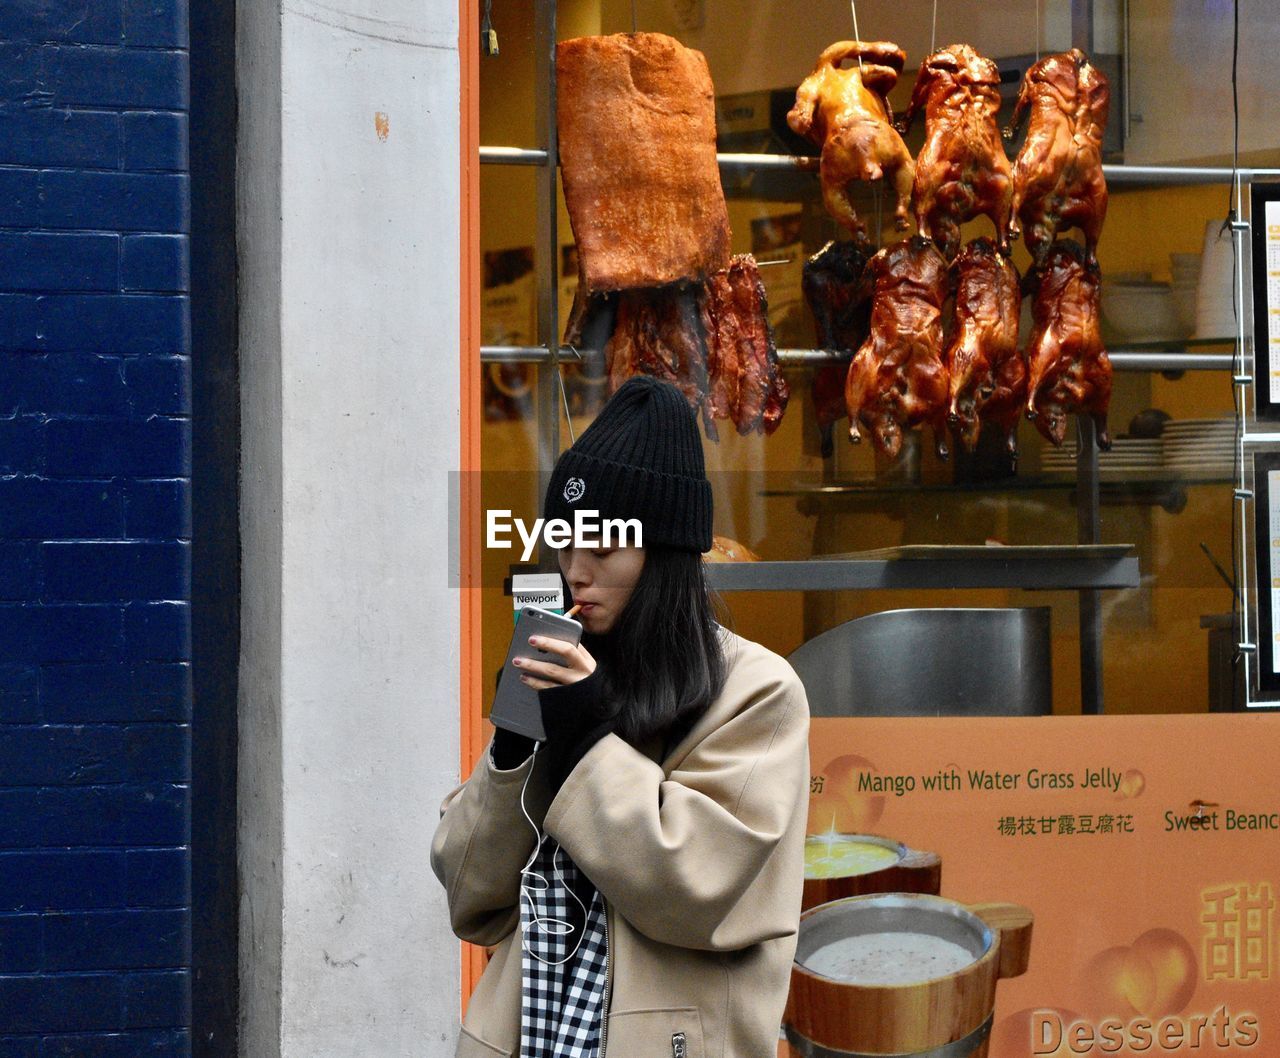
[543,655,810,952]
[429,740,553,946]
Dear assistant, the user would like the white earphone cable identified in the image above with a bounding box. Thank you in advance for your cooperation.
[517,744,589,967]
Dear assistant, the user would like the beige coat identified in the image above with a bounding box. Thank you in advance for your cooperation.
[431,629,811,1058]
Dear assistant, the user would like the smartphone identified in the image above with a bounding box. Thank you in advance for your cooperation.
[490,605,584,742]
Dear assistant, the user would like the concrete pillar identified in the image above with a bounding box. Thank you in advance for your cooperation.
[237,2,461,1055]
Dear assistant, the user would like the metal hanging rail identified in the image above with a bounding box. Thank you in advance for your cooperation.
[480,146,549,165]
[479,145,1280,185]
[480,344,1234,372]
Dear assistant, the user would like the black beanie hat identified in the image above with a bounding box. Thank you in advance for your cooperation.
[543,376,712,553]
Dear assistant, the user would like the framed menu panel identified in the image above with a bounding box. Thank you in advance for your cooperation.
[1251,181,1280,421]
[1252,451,1280,697]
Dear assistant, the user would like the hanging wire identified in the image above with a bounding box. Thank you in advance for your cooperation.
[557,358,577,445]
[931,0,938,54]
[1226,0,1240,223]
[1034,0,1041,61]
[850,0,865,72]
[630,0,637,33]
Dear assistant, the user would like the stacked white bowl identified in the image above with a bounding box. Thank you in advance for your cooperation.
[1195,221,1238,340]
[1101,280,1181,343]
[1161,418,1236,478]
[1041,436,1164,475]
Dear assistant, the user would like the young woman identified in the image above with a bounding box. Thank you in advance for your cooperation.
[432,376,811,1058]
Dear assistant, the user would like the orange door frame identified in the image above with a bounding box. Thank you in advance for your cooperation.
[458,0,487,1011]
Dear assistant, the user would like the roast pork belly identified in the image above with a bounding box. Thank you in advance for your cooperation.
[557,32,731,295]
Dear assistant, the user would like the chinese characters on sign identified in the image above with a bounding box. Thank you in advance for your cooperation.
[1202,883,1275,981]
[996,813,1136,836]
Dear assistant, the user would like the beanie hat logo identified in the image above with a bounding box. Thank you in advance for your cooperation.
[562,477,586,504]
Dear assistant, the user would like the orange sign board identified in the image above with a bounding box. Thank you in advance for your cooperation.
[795,715,1280,1057]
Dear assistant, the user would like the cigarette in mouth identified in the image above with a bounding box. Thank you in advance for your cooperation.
[565,604,583,619]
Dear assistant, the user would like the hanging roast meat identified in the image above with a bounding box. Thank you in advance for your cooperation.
[845,236,951,459]
[802,240,873,457]
[1008,49,1110,267]
[604,286,715,434]
[900,44,1013,259]
[602,257,789,439]
[981,343,1032,458]
[557,33,731,294]
[787,41,915,238]
[946,238,1024,454]
[803,239,873,353]
[701,255,790,436]
[1024,240,1112,448]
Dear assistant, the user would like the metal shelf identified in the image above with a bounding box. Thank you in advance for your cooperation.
[776,478,1220,516]
[767,475,1233,496]
[704,553,1140,592]
[1109,351,1232,371]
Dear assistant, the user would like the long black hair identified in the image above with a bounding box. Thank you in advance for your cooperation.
[576,545,729,749]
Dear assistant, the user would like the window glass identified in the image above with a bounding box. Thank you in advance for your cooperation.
[477,0,1280,714]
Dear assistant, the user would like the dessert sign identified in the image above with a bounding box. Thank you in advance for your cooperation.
[790,715,1280,1058]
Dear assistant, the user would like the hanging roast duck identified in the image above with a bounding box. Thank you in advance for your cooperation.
[946,238,1025,455]
[788,41,916,238]
[1024,240,1112,448]
[1008,49,1110,266]
[900,43,1013,259]
[845,236,952,459]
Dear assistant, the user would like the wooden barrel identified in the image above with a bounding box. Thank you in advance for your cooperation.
[784,894,1033,1058]
[802,832,942,911]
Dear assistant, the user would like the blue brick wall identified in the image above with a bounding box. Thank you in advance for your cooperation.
[0,1,193,1053]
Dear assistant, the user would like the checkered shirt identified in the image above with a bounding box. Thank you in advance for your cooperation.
[519,836,609,1058]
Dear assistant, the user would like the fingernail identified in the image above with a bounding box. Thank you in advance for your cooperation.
[512,657,522,666]
[528,636,540,645]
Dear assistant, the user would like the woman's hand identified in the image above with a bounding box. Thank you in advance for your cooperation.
[513,636,596,691]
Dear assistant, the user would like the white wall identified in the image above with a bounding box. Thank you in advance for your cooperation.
[602,0,1074,97]
[599,0,1277,166]
[238,1,462,1055]
[1126,0,1280,165]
